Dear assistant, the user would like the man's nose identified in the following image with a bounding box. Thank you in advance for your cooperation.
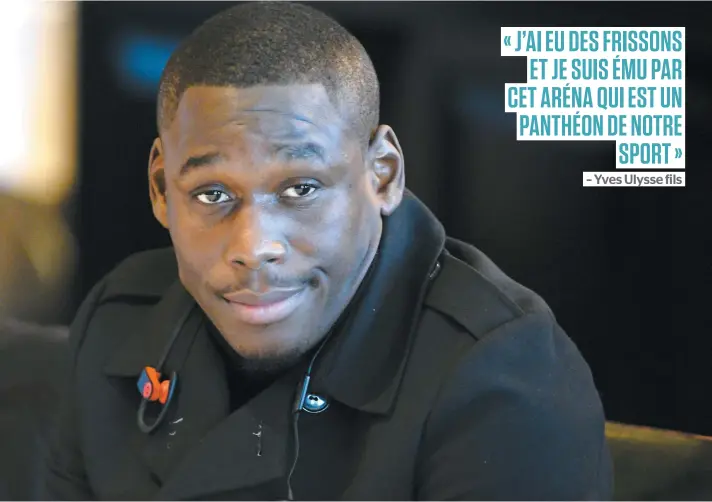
[224,205,287,270]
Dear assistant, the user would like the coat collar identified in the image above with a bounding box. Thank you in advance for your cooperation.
[310,192,445,414]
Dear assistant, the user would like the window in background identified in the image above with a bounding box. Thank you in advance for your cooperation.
[0,0,78,323]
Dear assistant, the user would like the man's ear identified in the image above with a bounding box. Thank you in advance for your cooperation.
[148,138,169,229]
[366,125,405,216]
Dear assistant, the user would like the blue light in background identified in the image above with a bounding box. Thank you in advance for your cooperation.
[114,33,180,97]
[461,89,512,129]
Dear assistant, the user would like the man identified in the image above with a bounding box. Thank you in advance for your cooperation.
[41,2,612,500]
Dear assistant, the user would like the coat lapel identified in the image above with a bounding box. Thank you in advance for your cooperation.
[102,282,228,487]
[139,318,230,486]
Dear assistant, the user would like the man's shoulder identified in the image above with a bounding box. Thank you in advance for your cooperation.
[68,248,178,361]
[424,237,553,340]
[98,247,178,302]
[71,248,177,343]
[413,240,609,502]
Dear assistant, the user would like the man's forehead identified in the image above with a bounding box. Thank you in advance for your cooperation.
[162,84,361,167]
[171,84,345,136]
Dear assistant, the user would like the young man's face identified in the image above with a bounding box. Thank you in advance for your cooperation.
[149,84,404,366]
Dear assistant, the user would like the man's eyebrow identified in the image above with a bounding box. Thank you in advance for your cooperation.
[243,108,316,126]
[180,152,225,176]
[273,142,327,163]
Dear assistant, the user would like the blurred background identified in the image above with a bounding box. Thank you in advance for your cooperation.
[1,1,710,436]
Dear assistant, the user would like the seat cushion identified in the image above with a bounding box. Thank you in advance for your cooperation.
[0,319,69,501]
[607,421,712,500]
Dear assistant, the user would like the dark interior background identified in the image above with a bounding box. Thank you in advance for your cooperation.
[70,2,711,435]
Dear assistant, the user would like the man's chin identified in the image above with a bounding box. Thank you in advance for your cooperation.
[213,319,317,373]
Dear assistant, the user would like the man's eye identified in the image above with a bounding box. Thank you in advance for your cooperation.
[281,184,319,199]
[195,190,231,205]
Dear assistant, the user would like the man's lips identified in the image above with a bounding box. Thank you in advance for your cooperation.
[222,287,307,325]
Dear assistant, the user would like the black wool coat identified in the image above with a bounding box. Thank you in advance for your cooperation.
[40,193,612,500]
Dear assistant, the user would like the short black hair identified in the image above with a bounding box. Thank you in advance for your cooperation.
[157,2,380,143]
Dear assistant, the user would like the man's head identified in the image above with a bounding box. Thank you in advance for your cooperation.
[148,2,405,369]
